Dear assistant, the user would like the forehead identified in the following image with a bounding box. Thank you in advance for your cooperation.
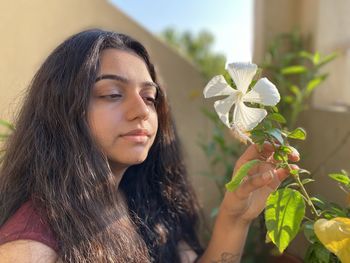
[98,48,152,81]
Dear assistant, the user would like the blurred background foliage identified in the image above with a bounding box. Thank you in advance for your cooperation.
[160,27,227,80]
[0,120,14,161]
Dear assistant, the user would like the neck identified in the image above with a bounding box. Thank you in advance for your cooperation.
[108,162,128,187]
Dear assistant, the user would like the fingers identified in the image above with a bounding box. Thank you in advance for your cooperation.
[275,164,299,181]
[235,142,274,170]
[234,170,275,199]
[234,142,300,178]
[287,146,300,162]
[234,164,300,200]
[264,145,300,165]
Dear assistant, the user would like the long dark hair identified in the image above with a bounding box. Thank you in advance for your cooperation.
[0,29,204,262]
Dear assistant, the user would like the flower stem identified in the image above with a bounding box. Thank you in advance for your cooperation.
[294,171,320,217]
[264,136,320,218]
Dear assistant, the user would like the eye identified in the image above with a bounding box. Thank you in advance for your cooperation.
[100,94,122,100]
[143,96,157,106]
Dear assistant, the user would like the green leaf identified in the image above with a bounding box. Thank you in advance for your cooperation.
[302,178,316,185]
[303,221,317,244]
[225,159,261,192]
[0,119,14,130]
[290,85,301,96]
[268,113,287,124]
[310,197,326,210]
[313,52,320,65]
[279,145,293,154]
[328,173,350,187]
[0,134,9,139]
[299,169,311,175]
[304,242,331,263]
[273,152,286,162]
[288,127,307,140]
[290,169,299,175]
[284,95,294,104]
[317,52,338,68]
[305,75,326,96]
[272,106,279,112]
[281,65,307,75]
[267,128,284,144]
[265,188,306,253]
[250,130,266,144]
[298,51,314,61]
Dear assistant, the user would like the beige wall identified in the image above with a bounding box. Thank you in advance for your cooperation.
[254,0,350,257]
[254,0,350,110]
[0,0,219,222]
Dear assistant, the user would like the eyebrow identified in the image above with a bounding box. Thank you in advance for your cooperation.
[95,74,159,90]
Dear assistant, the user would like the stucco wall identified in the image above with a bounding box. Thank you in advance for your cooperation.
[0,0,220,223]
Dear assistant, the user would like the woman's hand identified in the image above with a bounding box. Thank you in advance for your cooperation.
[219,142,300,225]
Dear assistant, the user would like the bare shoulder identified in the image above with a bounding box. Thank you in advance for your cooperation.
[0,239,58,263]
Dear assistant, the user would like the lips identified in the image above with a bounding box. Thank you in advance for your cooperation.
[122,129,150,137]
[120,129,151,143]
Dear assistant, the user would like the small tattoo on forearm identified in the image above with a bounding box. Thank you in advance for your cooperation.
[211,252,240,263]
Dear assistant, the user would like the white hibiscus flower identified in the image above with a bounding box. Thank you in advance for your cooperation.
[203,62,280,134]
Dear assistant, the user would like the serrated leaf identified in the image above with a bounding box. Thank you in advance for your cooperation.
[281,65,307,75]
[225,159,261,192]
[302,178,316,185]
[288,127,307,140]
[329,173,350,187]
[268,113,287,124]
[311,197,326,210]
[265,188,306,253]
[298,169,311,175]
[286,183,299,188]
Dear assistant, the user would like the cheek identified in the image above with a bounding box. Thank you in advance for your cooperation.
[87,107,120,146]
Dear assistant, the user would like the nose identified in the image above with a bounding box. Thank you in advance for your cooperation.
[125,93,150,121]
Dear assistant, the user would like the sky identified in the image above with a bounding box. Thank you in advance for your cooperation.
[109,0,254,63]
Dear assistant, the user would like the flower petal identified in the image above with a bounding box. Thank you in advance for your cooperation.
[243,78,280,106]
[214,94,238,127]
[226,62,257,94]
[203,75,235,98]
[314,217,350,263]
[233,102,267,131]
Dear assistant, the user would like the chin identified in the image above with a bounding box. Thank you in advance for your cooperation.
[120,154,148,166]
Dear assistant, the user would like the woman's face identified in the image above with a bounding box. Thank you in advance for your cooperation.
[87,48,158,176]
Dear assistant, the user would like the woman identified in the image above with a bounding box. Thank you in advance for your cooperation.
[0,29,298,262]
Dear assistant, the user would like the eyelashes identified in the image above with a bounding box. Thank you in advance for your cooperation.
[100,94,157,105]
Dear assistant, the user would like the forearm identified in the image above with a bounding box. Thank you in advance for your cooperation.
[196,208,250,263]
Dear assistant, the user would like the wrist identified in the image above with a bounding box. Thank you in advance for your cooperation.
[217,205,252,228]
